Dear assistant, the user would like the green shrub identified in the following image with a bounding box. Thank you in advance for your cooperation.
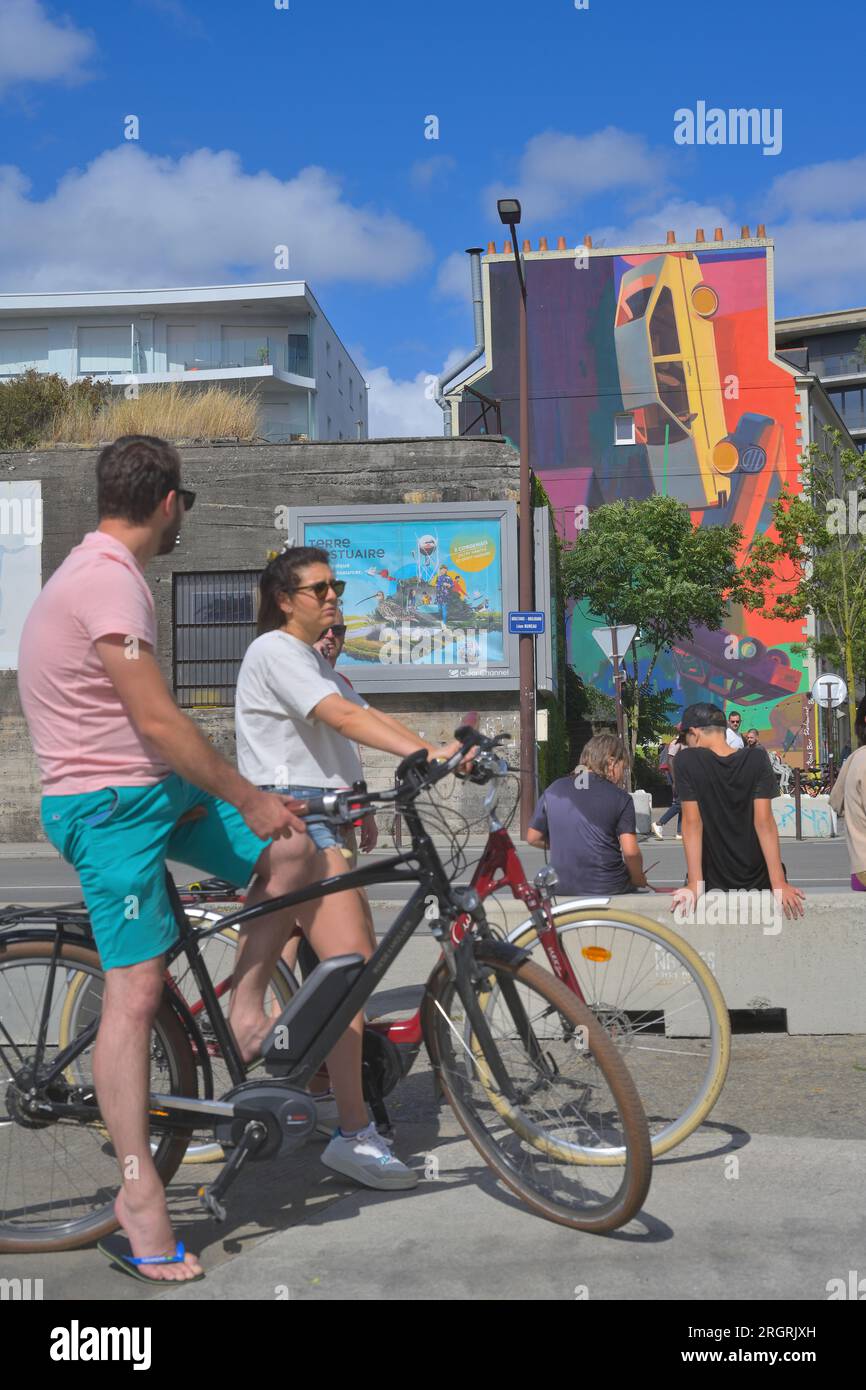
[0,370,109,449]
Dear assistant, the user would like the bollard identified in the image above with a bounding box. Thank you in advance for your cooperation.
[793,767,802,841]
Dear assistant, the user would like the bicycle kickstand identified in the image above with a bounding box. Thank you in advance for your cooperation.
[198,1119,267,1222]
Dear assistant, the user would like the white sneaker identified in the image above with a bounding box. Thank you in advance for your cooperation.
[651,822,664,840]
[321,1122,419,1190]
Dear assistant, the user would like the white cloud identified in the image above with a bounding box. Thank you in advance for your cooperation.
[409,155,456,191]
[767,156,866,219]
[771,218,866,310]
[0,0,95,94]
[592,197,734,249]
[0,144,431,290]
[360,346,469,439]
[484,127,668,223]
[435,250,473,301]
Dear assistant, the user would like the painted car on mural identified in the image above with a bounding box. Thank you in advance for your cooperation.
[670,628,802,705]
[614,254,770,511]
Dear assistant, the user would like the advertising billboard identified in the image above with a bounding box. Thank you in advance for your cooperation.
[282,502,519,691]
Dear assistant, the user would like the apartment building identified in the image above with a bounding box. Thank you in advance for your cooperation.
[776,307,866,452]
[0,281,367,443]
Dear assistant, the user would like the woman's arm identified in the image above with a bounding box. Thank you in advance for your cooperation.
[311,692,438,759]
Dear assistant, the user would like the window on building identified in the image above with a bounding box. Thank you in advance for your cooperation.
[288,333,310,375]
[338,359,343,393]
[0,327,49,377]
[326,341,331,376]
[349,377,354,407]
[173,572,259,707]
[77,325,132,376]
[614,413,635,445]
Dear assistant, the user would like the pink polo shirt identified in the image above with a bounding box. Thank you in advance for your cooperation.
[18,531,170,795]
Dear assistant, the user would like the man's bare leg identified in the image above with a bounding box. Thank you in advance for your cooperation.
[95,957,202,1281]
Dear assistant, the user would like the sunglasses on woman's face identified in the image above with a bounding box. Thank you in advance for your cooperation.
[293,578,346,601]
[319,624,347,640]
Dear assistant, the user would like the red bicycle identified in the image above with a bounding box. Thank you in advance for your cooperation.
[177,747,729,1163]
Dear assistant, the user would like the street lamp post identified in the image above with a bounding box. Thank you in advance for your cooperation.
[498,198,536,837]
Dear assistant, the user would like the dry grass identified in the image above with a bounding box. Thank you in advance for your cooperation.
[41,383,261,445]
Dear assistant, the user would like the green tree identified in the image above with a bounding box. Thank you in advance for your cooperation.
[562,495,747,764]
[738,429,866,736]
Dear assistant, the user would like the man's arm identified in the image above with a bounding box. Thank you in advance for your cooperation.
[753,798,805,918]
[526,827,547,848]
[95,637,305,841]
[619,832,648,888]
[670,800,704,914]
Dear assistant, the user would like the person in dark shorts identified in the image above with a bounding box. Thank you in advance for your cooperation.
[670,702,805,919]
[527,733,653,896]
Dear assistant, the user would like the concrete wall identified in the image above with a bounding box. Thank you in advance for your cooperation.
[0,436,522,840]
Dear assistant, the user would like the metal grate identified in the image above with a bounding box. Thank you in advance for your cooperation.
[173,571,261,707]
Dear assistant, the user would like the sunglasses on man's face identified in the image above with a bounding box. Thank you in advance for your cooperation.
[293,578,346,601]
[319,624,347,640]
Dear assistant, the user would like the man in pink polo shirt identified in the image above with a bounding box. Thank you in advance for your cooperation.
[18,435,315,1284]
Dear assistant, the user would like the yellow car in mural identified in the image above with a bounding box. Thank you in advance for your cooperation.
[614,253,757,510]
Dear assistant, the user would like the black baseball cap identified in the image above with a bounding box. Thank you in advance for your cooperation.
[678,703,728,741]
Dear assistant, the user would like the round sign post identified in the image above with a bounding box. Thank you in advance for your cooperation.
[811,675,848,777]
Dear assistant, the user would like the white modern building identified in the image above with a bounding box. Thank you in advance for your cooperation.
[0,282,368,443]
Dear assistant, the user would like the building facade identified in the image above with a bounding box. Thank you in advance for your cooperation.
[0,282,367,443]
[776,307,866,452]
[444,232,856,759]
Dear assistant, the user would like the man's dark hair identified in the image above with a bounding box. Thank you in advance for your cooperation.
[96,435,182,523]
[681,702,728,732]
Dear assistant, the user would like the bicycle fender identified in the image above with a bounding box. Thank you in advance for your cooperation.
[0,923,95,952]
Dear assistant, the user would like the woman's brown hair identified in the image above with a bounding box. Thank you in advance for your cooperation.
[257,546,331,635]
[575,732,627,781]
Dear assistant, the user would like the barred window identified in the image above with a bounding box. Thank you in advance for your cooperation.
[173,571,261,707]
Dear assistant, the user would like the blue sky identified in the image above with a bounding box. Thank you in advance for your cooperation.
[1,0,864,434]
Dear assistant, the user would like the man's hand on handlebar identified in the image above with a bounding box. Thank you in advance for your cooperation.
[238,789,309,841]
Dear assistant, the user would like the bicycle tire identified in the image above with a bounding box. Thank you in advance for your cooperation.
[57,917,298,1165]
[0,939,197,1253]
[423,945,652,1233]
[508,905,730,1160]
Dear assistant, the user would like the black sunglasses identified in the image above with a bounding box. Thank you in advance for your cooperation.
[293,579,346,601]
[165,487,195,511]
[319,623,347,639]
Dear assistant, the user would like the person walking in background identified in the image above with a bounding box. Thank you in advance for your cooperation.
[652,727,682,840]
[830,695,866,891]
[527,733,655,895]
[726,710,744,749]
[744,728,759,748]
[670,702,804,919]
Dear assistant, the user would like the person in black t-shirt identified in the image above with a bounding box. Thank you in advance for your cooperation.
[671,702,805,919]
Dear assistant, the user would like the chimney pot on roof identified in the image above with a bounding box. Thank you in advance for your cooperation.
[741,225,751,238]
[666,230,676,244]
[522,239,532,253]
[539,236,548,251]
[487,240,496,254]
[714,227,724,241]
[557,235,567,250]
[695,228,705,242]
[757,223,767,237]
[584,234,593,248]
[503,239,512,255]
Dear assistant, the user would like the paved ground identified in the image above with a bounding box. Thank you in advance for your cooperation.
[1,923,863,1303]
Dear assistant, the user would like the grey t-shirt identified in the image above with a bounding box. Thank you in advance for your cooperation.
[530,772,636,895]
[235,630,367,788]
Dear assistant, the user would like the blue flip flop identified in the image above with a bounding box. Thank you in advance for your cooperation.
[97,1233,205,1284]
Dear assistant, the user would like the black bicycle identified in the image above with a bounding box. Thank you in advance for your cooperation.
[0,726,652,1242]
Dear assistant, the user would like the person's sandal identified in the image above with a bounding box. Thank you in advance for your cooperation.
[97,1234,205,1284]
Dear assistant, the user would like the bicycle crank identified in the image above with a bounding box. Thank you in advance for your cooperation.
[200,1081,318,1221]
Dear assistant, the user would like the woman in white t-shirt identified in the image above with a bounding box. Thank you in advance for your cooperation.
[234,545,461,1192]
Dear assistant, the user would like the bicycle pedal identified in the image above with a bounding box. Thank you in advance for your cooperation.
[198,1185,226,1222]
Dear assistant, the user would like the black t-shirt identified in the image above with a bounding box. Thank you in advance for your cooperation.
[529,772,636,895]
[674,745,778,890]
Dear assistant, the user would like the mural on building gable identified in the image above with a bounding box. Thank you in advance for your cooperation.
[459,245,806,756]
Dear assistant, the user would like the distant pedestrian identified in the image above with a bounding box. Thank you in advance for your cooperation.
[652,728,682,839]
[744,728,759,747]
[670,702,804,918]
[830,695,866,892]
[527,733,654,895]
[726,710,744,749]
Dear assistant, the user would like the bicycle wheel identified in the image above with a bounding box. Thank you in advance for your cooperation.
[424,944,652,1233]
[507,905,730,1159]
[0,939,197,1252]
[58,916,298,1164]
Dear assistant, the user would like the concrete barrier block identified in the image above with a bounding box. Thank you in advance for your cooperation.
[631,790,652,835]
[772,794,836,838]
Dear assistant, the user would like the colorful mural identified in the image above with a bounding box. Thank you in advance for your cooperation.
[457,244,807,755]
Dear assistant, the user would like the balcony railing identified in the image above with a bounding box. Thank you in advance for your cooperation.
[172,336,311,376]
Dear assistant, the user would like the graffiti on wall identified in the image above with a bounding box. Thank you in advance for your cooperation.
[461,245,806,754]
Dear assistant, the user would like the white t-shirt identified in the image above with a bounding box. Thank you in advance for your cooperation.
[235,630,368,788]
[726,727,744,749]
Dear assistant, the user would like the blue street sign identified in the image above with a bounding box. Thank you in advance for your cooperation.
[508,610,545,635]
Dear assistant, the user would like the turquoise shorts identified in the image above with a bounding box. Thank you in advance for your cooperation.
[41,774,271,971]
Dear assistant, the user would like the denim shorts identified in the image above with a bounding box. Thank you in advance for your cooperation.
[259,784,343,853]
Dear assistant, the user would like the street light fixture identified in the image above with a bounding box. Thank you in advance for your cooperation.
[497,197,536,837]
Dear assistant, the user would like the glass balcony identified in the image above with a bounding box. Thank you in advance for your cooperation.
[168,334,311,376]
